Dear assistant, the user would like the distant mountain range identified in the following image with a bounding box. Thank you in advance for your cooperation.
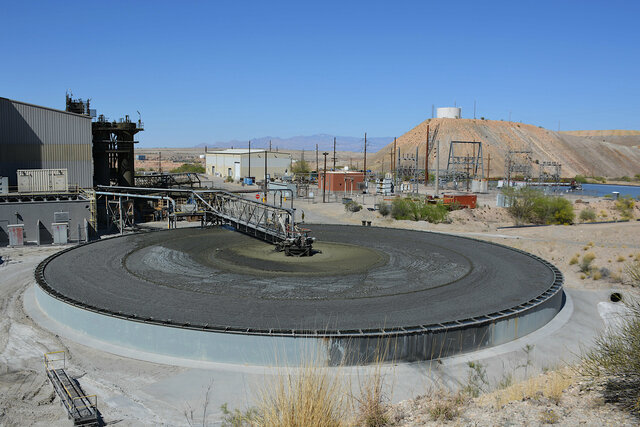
[195,134,394,153]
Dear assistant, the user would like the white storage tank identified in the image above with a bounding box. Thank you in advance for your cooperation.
[437,107,461,119]
[17,169,69,193]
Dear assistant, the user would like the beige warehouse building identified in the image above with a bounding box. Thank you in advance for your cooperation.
[205,149,292,181]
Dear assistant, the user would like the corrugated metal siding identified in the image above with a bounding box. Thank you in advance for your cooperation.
[0,98,93,188]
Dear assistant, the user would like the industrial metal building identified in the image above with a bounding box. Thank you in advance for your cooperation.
[0,97,93,188]
[205,149,292,181]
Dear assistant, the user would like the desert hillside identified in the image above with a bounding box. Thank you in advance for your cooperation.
[369,118,640,178]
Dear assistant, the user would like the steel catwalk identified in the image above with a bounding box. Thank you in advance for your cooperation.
[35,225,563,365]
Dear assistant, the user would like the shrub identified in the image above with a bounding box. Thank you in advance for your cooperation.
[580,252,596,273]
[391,198,448,223]
[344,201,362,213]
[502,187,574,225]
[617,255,626,262]
[579,208,597,222]
[292,159,311,174]
[574,175,588,184]
[391,198,412,220]
[225,176,234,183]
[625,261,640,287]
[569,255,579,265]
[428,391,464,421]
[170,163,205,173]
[462,361,489,398]
[615,196,635,220]
[378,202,391,217]
[582,298,640,415]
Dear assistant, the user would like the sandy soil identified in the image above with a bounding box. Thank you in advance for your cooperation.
[367,118,640,178]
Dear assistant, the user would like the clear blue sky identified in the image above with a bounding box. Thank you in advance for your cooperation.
[1,0,638,148]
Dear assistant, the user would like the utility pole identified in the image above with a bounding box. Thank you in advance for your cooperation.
[315,144,319,176]
[393,137,397,184]
[269,140,272,152]
[415,146,419,193]
[322,152,329,203]
[435,139,440,196]
[332,137,336,171]
[425,124,429,185]
[264,149,268,202]
[248,140,251,180]
[158,151,162,173]
[363,132,367,174]
[363,132,367,194]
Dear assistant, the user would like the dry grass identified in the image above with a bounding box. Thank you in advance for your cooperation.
[352,364,389,427]
[256,358,349,427]
[569,255,579,265]
[625,260,640,287]
[477,368,573,409]
[582,298,640,415]
[428,389,465,421]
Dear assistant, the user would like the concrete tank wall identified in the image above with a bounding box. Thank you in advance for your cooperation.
[437,107,461,119]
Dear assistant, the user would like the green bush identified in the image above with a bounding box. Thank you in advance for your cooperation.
[170,163,205,173]
[378,202,391,217]
[391,198,448,223]
[391,198,413,220]
[292,159,311,174]
[579,208,597,222]
[574,175,588,184]
[344,200,362,213]
[580,252,596,273]
[503,187,574,225]
[615,196,635,220]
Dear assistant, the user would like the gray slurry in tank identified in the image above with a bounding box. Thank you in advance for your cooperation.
[41,225,554,332]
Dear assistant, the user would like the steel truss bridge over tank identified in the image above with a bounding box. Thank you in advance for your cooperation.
[95,185,314,255]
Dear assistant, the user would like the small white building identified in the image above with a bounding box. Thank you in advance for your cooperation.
[205,149,292,180]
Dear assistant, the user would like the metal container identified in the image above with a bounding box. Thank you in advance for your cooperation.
[52,223,68,244]
[0,176,8,194]
[17,169,68,193]
[8,224,24,246]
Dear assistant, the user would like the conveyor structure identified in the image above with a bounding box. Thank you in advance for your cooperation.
[96,186,315,256]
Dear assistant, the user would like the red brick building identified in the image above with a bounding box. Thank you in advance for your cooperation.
[318,171,365,193]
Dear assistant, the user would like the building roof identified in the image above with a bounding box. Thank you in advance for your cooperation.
[206,149,290,155]
[321,170,365,174]
[0,97,91,119]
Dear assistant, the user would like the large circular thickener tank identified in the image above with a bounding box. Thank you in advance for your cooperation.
[35,225,563,366]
